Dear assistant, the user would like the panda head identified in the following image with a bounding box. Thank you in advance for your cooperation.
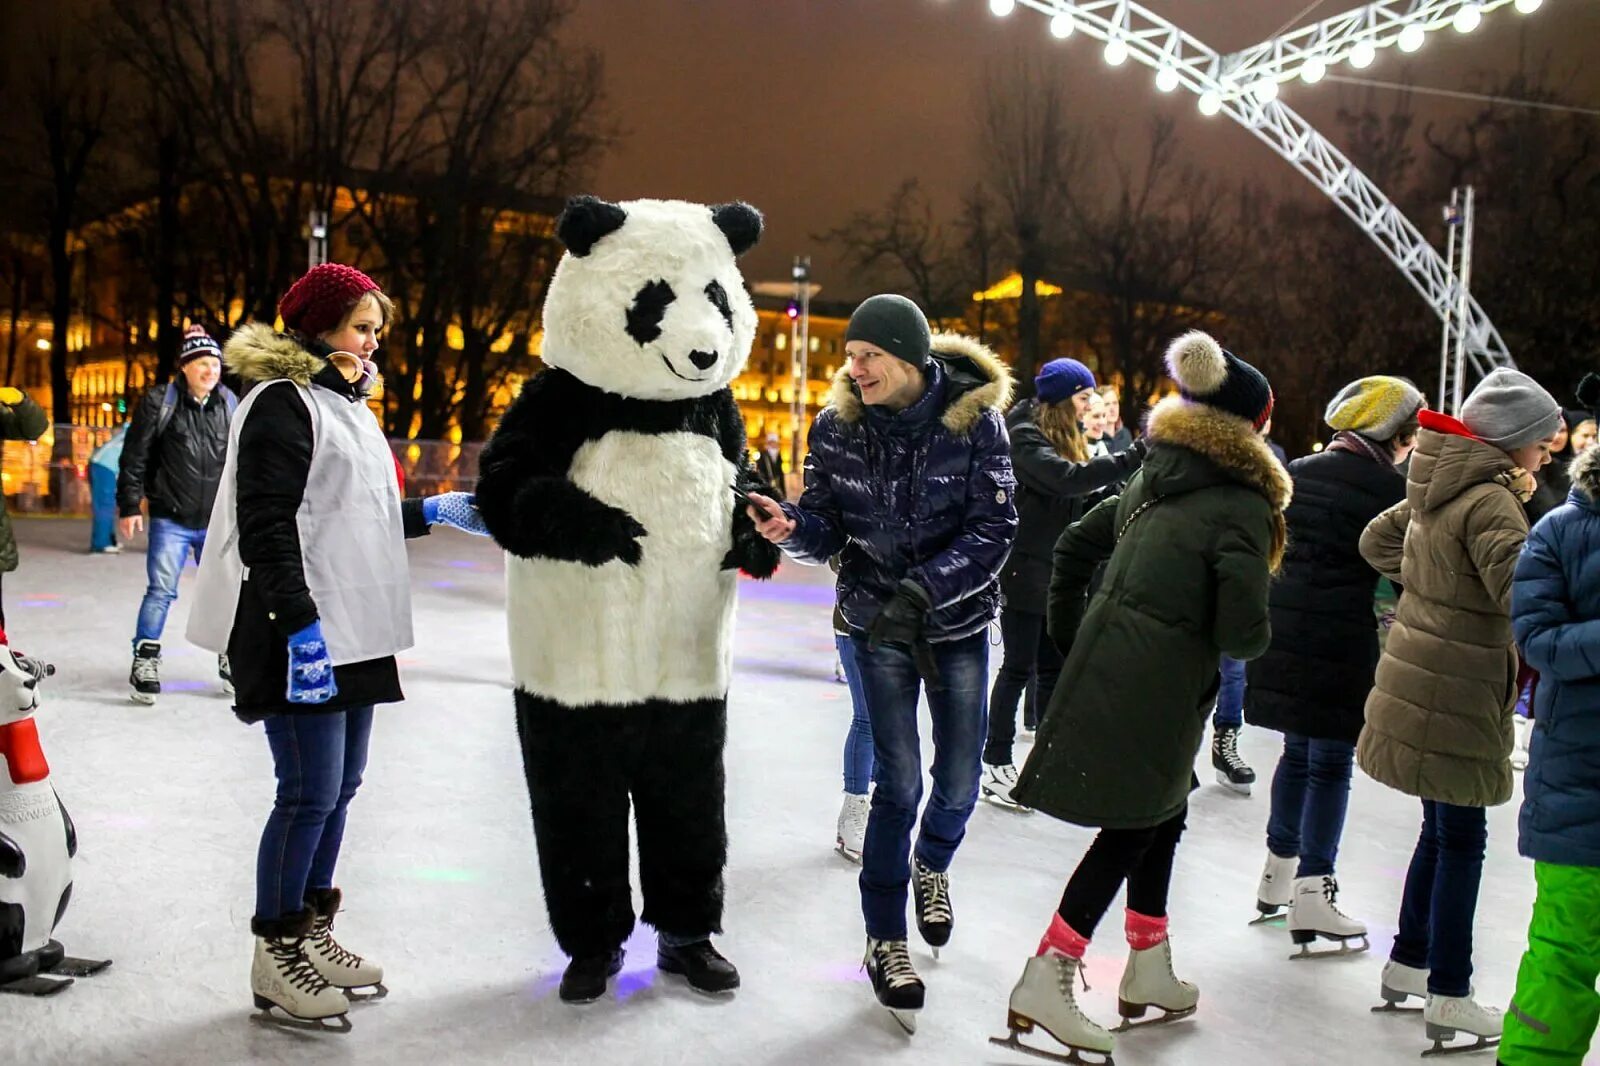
[540,196,763,401]
[0,645,45,723]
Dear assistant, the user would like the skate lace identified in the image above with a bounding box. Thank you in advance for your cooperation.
[268,936,333,994]
[132,655,160,684]
[993,764,1019,787]
[312,917,364,968]
[1320,876,1353,918]
[219,654,232,680]
[873,941,921,989]
[1054,955,1091,995]
[914,863,952,926]
[1217,729,1247,771]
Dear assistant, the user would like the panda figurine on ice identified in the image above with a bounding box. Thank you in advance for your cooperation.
[475,195,780,1004]
[0,637,109,996]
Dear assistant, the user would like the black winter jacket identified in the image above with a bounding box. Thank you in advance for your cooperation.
[117,382,232,528]
[1244,445,1405,743]
[221,325,429,724]
[1001,399,1145,616]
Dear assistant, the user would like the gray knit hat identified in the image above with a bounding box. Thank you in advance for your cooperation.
[1460,368,1563,450]
[845,294,931,368]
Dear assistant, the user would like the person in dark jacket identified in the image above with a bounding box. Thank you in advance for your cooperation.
[0,386,49,626]
[117,325,236,703]
[1242,376,1422,947]
[1523,409,1579,525]
[1098,384,1135,455]
[753,430,787,501]
[1505,444,1600,1063]
[981,359,1144,808]
[746,293,1015,1023]
[184,264,487,1026]
[999,332,1288,1058]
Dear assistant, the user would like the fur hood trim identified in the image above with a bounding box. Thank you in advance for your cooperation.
[1145,395,1292,512]
[825,332,1014,437]
[1572,446,1600,502]
[224,323,327,385]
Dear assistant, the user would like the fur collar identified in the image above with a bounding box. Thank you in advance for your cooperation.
[224,323,327,385]
[1145,395,1292,512]
[824,332,1014,437]
[1572,446,1600,503]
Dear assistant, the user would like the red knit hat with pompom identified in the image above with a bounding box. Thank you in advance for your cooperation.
[278,263,380,338]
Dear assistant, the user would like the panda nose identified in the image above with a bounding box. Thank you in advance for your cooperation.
[688,349,717,371]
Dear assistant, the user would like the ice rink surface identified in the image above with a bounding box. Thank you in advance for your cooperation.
[3,517,1578,1065]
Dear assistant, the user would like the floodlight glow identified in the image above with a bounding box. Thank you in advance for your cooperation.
[1155,66,1180,93]
[1103,38,1128,65]
[988,0,1015,16]
[1049,13,1074,38]
[1198,91,1222,116]
[1300,58,1327,84]
[1453,3,1482,32]
[1514,0,1542,12]
[1251,78,1280,103]
[1397,23,1426,51]
[1349,40,1377,68]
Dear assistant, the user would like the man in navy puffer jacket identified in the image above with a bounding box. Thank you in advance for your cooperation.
[747,293,1015,1019]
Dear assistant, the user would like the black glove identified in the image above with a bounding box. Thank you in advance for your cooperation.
[867,580,942,686]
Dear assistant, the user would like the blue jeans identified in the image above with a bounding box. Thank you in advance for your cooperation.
[133,517,207,645]
[255,706,375,920]
[1391,799,1488,998]
[850,630,988,940]
[1213,655,1245,728]
[836,633,875,795]
[1265,733,1355,878]
[90,465,118,551]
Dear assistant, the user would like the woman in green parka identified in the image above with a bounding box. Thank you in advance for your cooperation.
[0,386,50,626]
[995,332,1290,1061]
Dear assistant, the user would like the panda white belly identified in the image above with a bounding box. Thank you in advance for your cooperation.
[0,781,70,956]
[506,429,738,707]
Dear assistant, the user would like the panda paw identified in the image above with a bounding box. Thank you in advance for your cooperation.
[577,509,648,567]
[724,530,781,579]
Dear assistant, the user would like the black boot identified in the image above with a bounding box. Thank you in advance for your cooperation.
[558,949,624,1004]
[657,939,740,994]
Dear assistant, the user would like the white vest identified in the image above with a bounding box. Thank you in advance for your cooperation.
[188,380,414,666]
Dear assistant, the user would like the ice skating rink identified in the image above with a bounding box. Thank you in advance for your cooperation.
[5,517,1576,1066]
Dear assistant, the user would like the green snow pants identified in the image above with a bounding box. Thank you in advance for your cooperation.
[1501,861,1600,1065]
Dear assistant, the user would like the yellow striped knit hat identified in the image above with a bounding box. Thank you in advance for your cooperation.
[1324,376,1425,440]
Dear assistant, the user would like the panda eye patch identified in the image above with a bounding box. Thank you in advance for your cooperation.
[626,279,676,345]
[705,280,733,330]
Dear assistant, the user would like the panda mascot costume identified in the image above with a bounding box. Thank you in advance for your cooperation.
[475,196,780,1004]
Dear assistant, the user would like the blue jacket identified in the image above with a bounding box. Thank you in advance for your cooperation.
[781,333,1017,641]
[1511,446,1600,867]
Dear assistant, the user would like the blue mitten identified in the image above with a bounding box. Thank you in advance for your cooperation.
[424,492,491,536]
[286,620,338,705]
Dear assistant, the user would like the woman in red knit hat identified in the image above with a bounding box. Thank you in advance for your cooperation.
[188,263,489,1028]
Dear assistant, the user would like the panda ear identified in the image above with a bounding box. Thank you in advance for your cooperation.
[710,202,763,257]
[557,196,628,256]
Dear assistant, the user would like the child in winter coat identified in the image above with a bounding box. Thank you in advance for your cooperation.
[1358,368,1562,1044]
[1503,443,1600,1063]
[999,332,1289,1059]
[187,263,488,1028]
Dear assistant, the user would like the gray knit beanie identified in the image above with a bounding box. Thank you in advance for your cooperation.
[845,294,931,368]
[1460,368,1563,450]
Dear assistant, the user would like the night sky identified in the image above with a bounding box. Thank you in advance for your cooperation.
[566,0,1600,300]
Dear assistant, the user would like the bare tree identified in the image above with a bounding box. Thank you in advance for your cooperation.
[814,179,969,329]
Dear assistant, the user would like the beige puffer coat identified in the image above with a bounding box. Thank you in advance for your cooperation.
[1356,413,1529,809]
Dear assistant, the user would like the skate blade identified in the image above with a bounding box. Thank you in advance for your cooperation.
[49,956,112,978]
[989,1028,1114,1065]
[1371,1001,1424,1014]
[0,974,74,997]
[1421,1034,1499,1058]
[835,842,863,865]
[343,983,388,1002]
[251,1003,352,1033]
[982,791,1033,812]
[1113,1003,1196,1032]
[1289,934,1370,960]
[888,1007,919,1034]
[1248,908,1287,927]
[1213,770,1253,795]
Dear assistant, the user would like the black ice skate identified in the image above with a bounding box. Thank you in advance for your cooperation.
[559,948,624,1004]
[129,640,161,705]
[864,937,924,1034]
[657,939,740,995]
[912,858,953,959]
[1211,725,1254,795]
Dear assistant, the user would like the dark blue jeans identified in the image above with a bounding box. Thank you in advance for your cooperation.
[1265,733,1355,878]
[90,465,118,551]
[836,633,875,795]
[133,517,207,645]
[1391,799,1488,997]
[255,706,375,920]
[850,630,988,940]
[1213,654,1245,728]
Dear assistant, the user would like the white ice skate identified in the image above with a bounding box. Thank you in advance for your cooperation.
[305,889,385,998]
[1511,715,1531,772]
[1371,959,1429,1013]
[835,792,869,864]
[1115,938,1198,1031]
[251,925,351,1031]
[982,762,1030,812]
[990,955,1114,1065]
[1251,851,1296,925]
[1287,876,1369,958]
[1422,993,1502,1057]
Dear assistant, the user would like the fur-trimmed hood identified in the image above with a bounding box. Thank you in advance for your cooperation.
[223,323,327,385]
[1144,395,1292,512]
[825,332,1014,437]
[1570,446,1600,505]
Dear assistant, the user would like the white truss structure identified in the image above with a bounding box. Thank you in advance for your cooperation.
[1006,0,1516,379]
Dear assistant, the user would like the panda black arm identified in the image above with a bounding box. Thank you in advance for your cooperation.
[476,369,648,566]
[714,388,781,579]
[0,827,22,878]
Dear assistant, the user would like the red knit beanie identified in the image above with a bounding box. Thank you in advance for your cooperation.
[278,263,381,338]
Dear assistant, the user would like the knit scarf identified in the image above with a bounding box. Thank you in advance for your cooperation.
[1327,430,1392,466]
